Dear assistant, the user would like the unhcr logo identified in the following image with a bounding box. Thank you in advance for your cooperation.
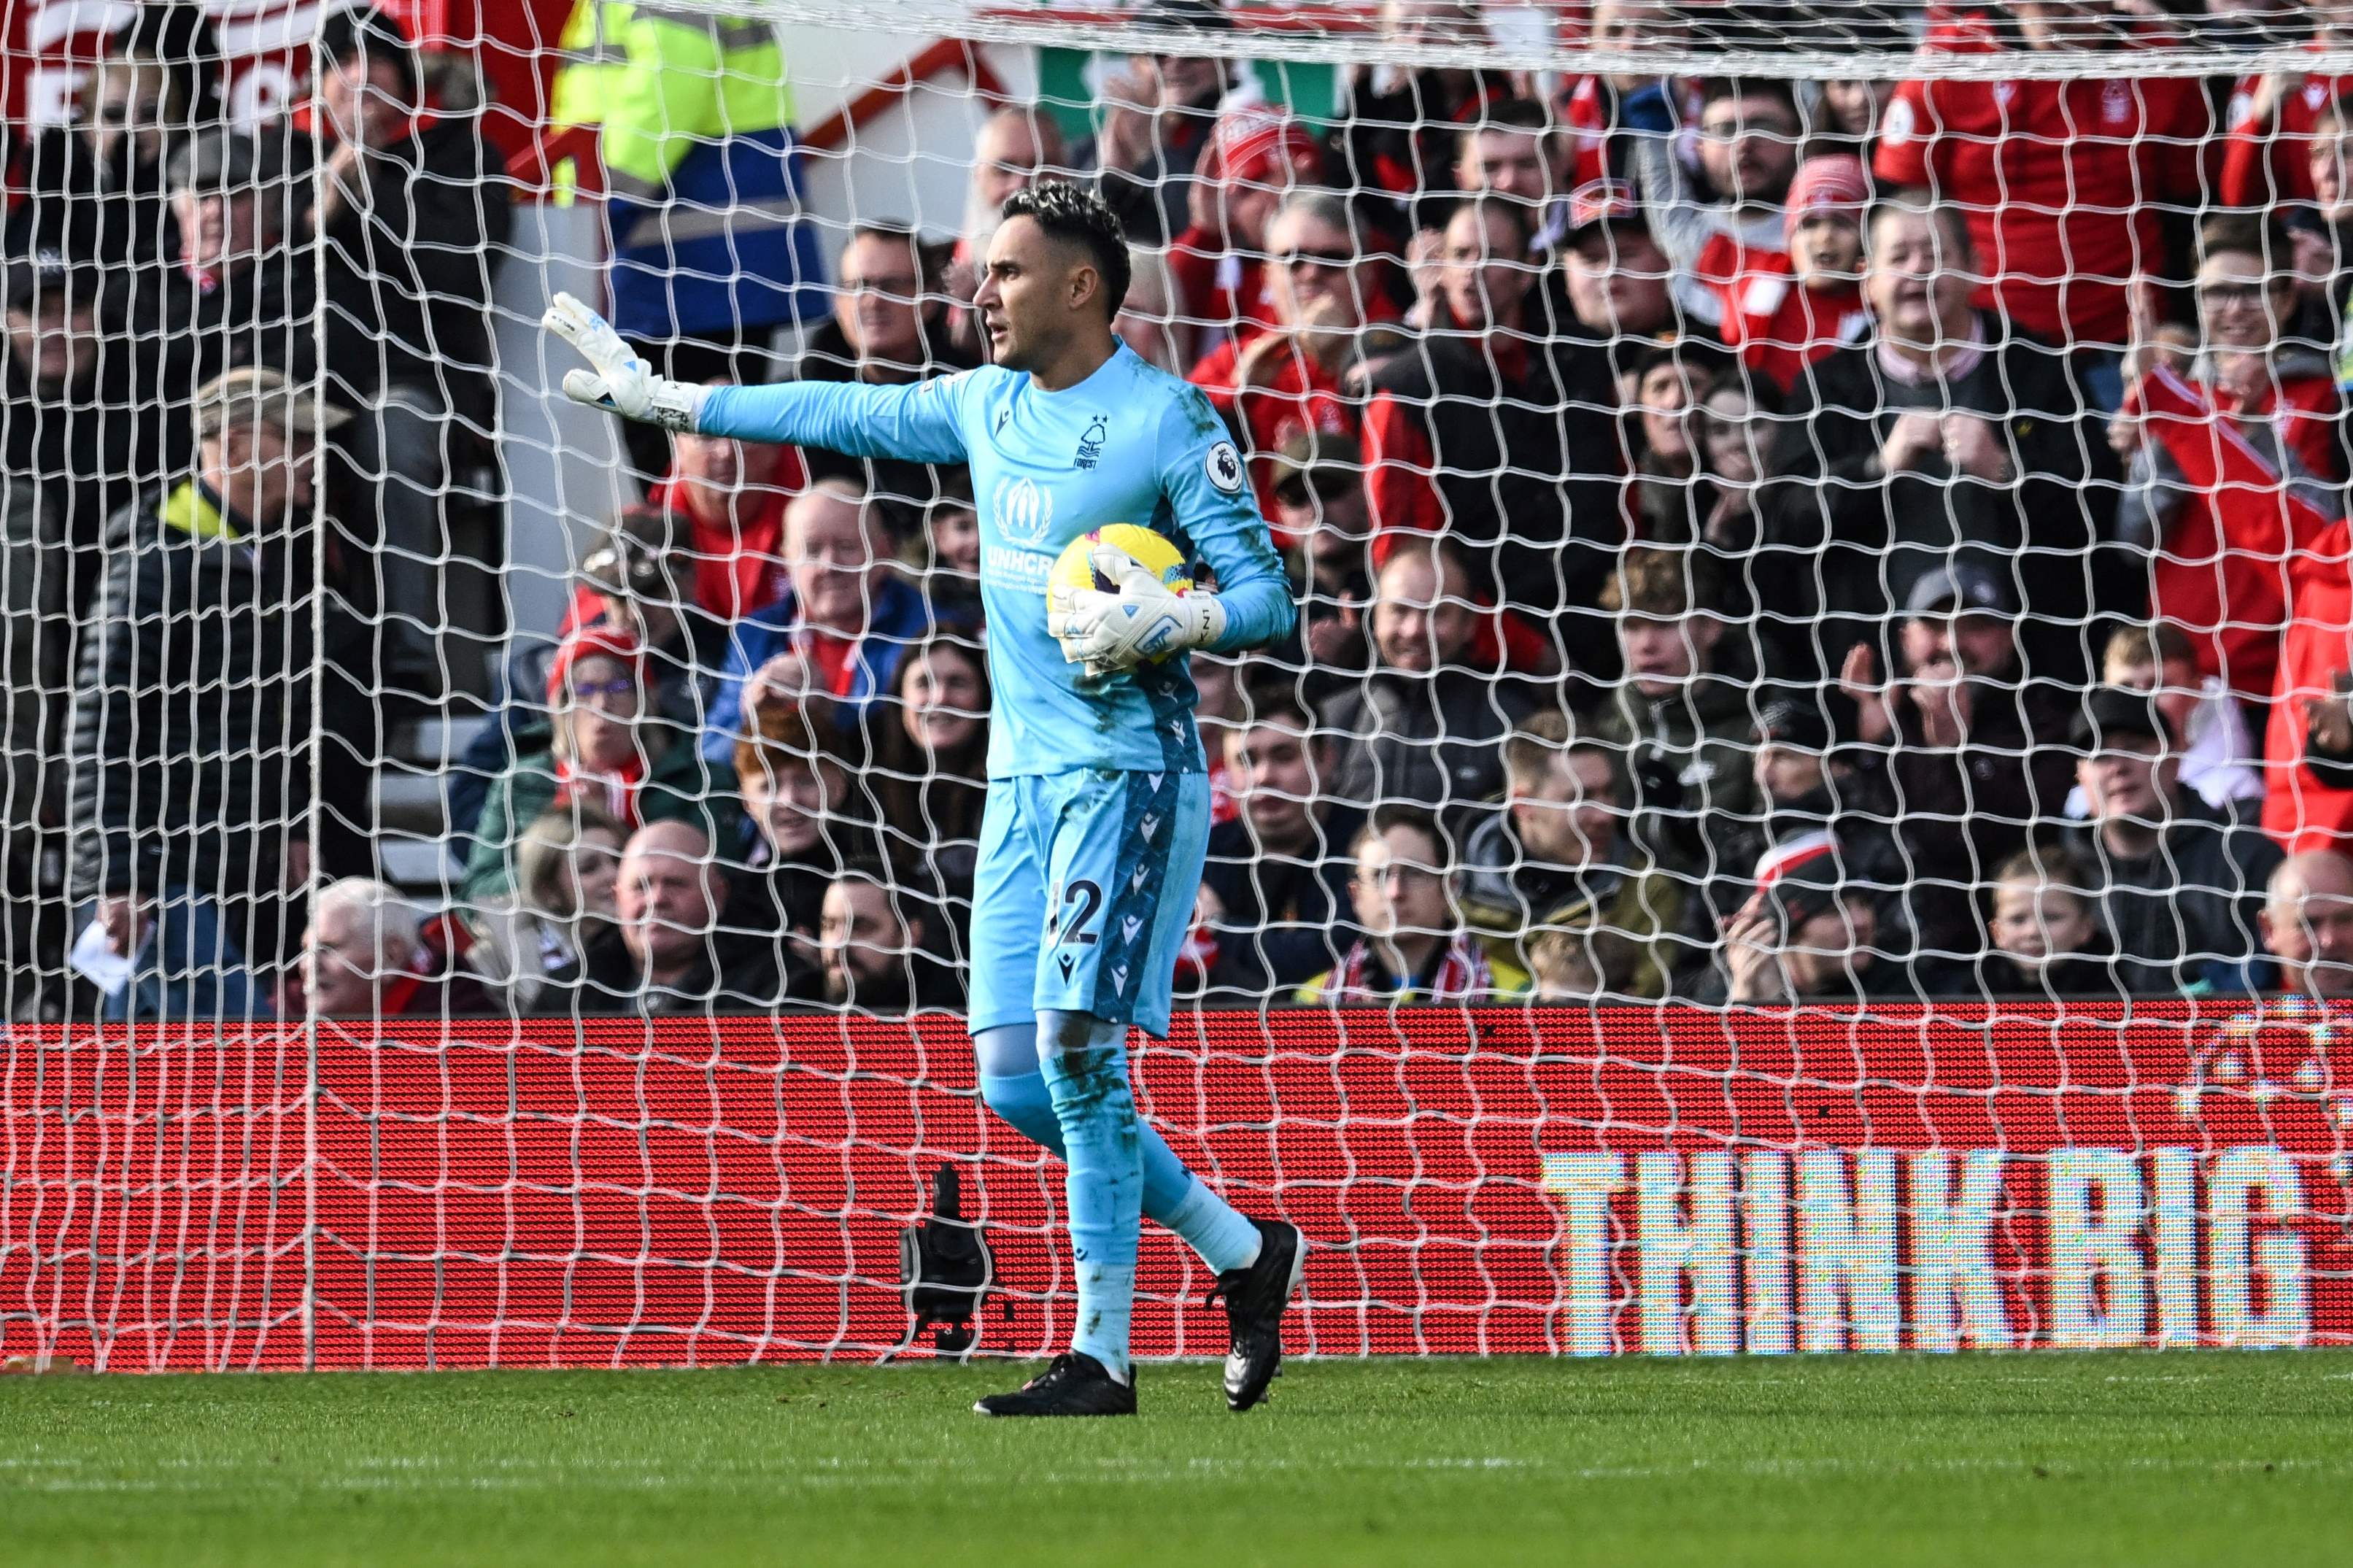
[994,476,1054,545]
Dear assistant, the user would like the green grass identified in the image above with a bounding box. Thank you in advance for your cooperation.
[5,1352,2352,1566]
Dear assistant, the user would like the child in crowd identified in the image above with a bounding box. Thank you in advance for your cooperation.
[1958,848,2123,1000]
[2065,623,2262,818]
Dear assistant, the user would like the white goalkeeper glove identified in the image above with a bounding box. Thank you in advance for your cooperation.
[1048,546,1228,677]
[542,291,706,432]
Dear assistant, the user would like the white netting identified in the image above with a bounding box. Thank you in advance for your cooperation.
[7,1,2353,1369]
[9,0,2350,1021]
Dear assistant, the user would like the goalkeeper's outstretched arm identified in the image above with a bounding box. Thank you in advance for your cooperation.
[543,292,971,463]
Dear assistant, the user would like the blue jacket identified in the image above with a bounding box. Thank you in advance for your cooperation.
[606,125,830,340]
[701,573,934,762]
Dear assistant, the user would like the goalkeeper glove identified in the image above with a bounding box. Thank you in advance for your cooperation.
[1048,546,1228,676]
[542,292,706,432]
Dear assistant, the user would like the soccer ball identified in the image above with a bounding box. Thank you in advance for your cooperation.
[1047,525,1194,662]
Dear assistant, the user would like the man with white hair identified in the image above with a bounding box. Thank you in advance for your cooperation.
[298,877,437,1017]
[538,818,789,1016]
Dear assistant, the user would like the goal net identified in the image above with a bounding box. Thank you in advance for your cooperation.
[4,0,2353,1369]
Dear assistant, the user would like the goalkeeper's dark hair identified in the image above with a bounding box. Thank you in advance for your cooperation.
[1000,181,1131,319]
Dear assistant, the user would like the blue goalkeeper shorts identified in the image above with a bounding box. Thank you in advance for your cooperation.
[967,768,1211,1039]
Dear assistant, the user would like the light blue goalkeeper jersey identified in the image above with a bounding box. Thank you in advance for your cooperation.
[698,339,1294,778]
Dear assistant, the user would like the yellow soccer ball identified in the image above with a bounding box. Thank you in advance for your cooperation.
[1047,525,1194,661]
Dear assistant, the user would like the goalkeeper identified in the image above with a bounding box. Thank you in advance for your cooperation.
[547,182,1302,1417]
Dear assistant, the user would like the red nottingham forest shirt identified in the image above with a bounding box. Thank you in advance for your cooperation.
[1874,20,2214,347]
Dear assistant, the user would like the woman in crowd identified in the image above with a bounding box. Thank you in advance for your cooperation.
[869,633,991,914]
[460,627,725,906]
[463,804,627,1011]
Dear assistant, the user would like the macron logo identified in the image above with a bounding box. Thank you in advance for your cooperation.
[994,476,1053,545]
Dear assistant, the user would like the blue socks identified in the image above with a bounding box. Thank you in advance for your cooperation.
[1035,1016,1142,1380]
[975,1028,1262,1273]
[976,1016,1264,1383]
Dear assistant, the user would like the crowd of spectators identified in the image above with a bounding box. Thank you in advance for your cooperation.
[23,0,2353,1021]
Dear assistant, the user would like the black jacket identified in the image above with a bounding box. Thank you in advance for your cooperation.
[309,117,512,422]
[4,123,177,270]
[2063,797,2287,994]
[1320,667,1533,838]
[1763,314,2120,677]
[1,336,147,567]
[1363,331,1621,625]
[1925,935,2134,1003]
[1874,677,2077,958]
[536,924,805,1017]
[1197,806,1365,997]
[1591,671,1763,880]
[65,482,310,902]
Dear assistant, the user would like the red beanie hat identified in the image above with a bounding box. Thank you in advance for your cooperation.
[1202,108,1324,188]
[1783,154,1871,246]
[545,625,649,706]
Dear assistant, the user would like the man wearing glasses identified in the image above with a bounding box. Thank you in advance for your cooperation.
[1186,190,1390,525]
[790,223,979,533]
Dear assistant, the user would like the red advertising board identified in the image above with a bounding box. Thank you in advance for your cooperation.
[4,1004,2349,1370]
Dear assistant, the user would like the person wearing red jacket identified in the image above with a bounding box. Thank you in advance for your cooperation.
[2271,518,2353,854]
[1186,190,1383,533]
[2219,4,2353,208]
[1874,4,2214,368]
[1718,154,1872,394]
[2117,212,2349,703]
[1165,109,1325,354]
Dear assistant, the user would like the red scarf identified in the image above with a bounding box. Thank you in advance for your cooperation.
[1329,934,1496,1004]
[646,470,796,623]
[554,754,652,828]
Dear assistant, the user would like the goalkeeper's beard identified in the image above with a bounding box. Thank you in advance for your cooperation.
[981,309,1066,377]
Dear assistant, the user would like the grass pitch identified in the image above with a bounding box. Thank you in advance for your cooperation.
[5,1352,2350,1567]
